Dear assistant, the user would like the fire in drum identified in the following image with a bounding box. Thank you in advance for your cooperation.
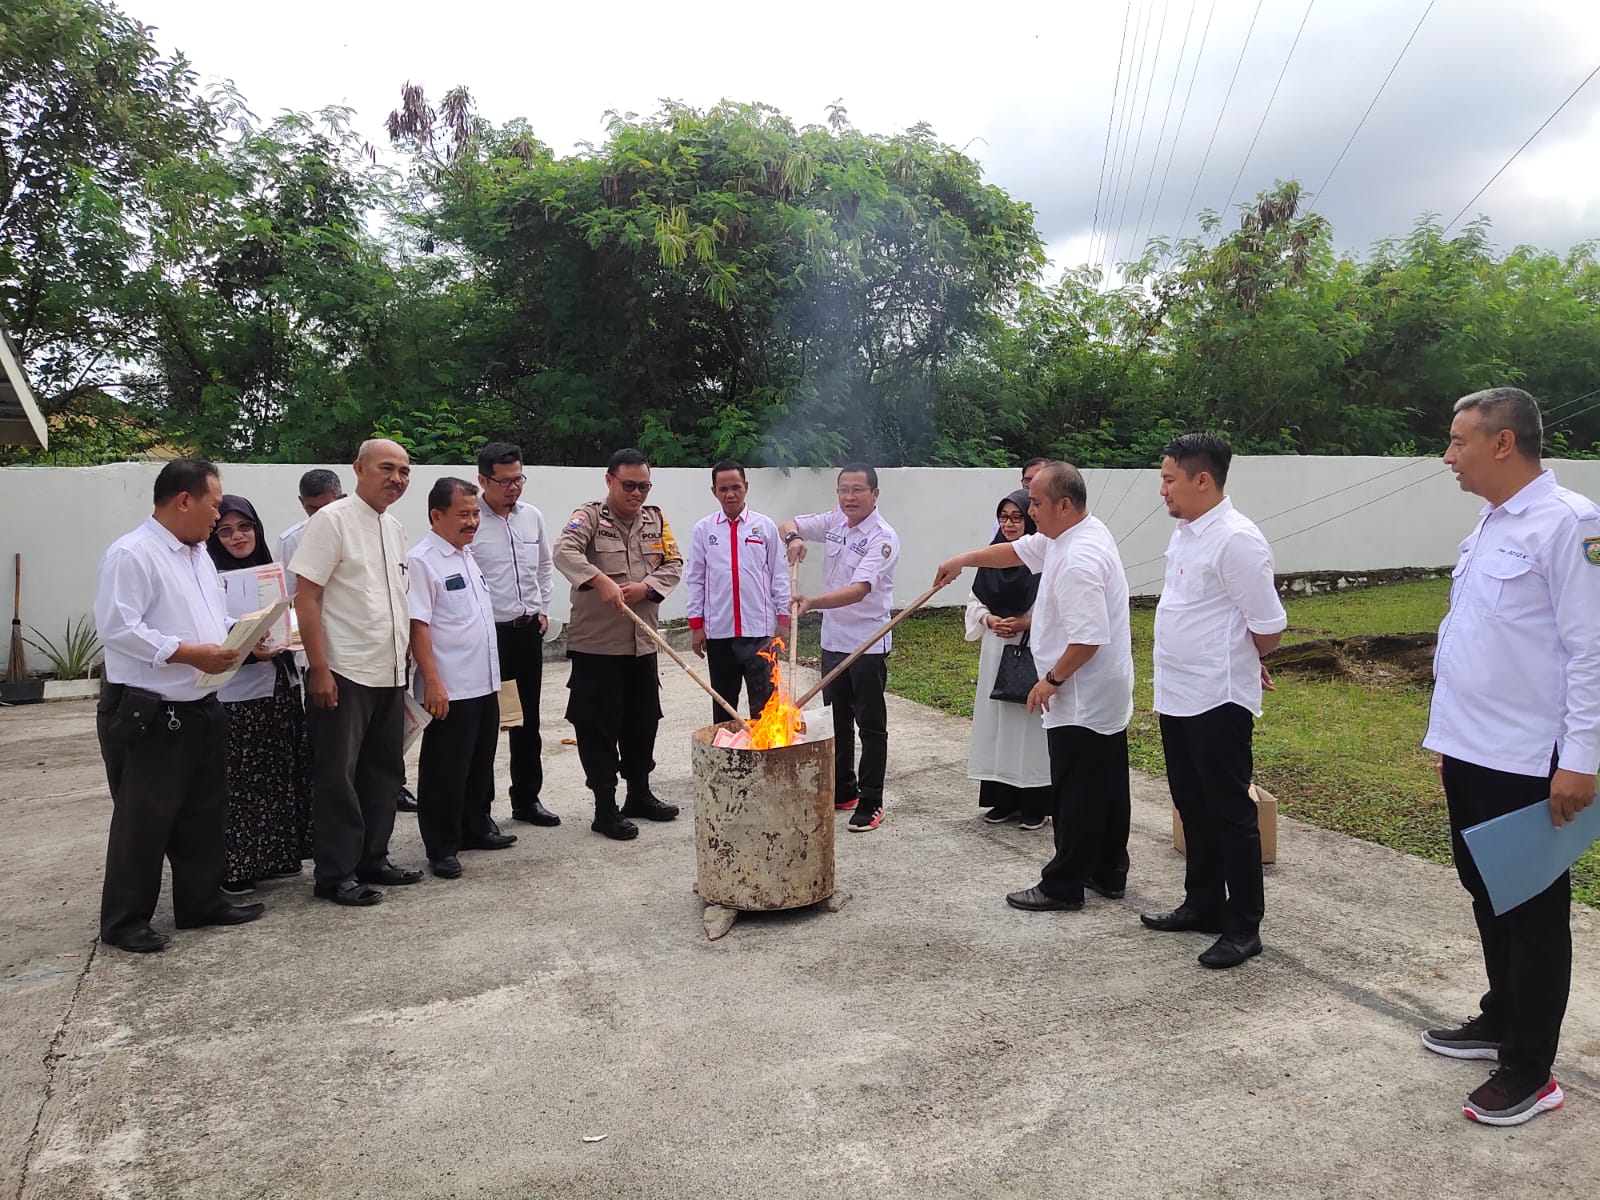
[691,638,845,940]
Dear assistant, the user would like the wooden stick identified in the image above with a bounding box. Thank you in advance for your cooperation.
[794,582,947,710]
[787,560,800,686]
[616,601,744,724]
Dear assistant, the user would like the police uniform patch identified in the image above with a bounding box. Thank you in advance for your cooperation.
[566,513,586,528]
[881,544,892,559]
[1584,536,1600,566]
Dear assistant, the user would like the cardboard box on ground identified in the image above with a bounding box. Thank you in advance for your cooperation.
[1172,784,1279,865]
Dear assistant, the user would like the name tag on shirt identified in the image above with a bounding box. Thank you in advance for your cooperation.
[445,574,467,592]
[825,532,847,545]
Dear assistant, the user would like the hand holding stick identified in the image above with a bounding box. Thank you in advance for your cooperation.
[616,602,744,724]
[793,582,948,710]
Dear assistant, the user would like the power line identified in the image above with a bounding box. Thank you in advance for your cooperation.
[1127,0,1200,266]
[1107,0,1174,272]
[1088,2,1135,276]
[1096,0,1153,275]
[1221,0,1317,220]
[1138,0,1219,255]
[1100,0,1158,278]
[1313,0,1436,207]
[1175,0,1266,242]
[1444,59,1600,233]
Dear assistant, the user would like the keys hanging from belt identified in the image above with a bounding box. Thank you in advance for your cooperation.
[165,705,182,731]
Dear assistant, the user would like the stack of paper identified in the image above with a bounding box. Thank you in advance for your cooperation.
[712,727,754,749]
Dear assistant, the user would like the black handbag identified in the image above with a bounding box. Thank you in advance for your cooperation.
[989,632,1037,704]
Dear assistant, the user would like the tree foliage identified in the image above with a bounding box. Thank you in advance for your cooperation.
[3,2,1599,468]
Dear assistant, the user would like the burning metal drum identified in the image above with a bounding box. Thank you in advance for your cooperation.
[690,713,835,912]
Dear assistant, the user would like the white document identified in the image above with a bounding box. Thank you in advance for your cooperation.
[220,564,294,646]
[403,692,433,755]
[196,599,293,689]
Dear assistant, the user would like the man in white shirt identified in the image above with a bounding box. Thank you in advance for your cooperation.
[1141,433,1285,969]
[473,441,559,827]
[290,438,421,906]
[278,469,345,597]
[93,458,264,953]
[687,459,791,723]
[779,464,900,833]
[409,478,517,879]
[1419,387,1600,1127]
[936,462,1135,910]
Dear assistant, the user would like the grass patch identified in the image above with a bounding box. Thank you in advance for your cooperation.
[800,579,1598,907]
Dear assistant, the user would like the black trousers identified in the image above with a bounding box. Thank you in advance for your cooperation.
[979,779,1052,822]
[417,692,501,860]
[304,674,405,886]
[1160,703,1263,938]
[565,652,662,806]
[97,686,228,940]
[706,636,776,723]
[1442,754,1570,1081]
[821,649,888,808]
[1038,725,1132,900]
[496,621,544,807]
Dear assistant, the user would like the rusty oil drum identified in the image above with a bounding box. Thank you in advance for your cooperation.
[690,722,836,911]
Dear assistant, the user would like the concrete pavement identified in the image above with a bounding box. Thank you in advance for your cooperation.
[2,661,1597,1199]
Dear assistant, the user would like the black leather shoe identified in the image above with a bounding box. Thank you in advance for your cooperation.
[396,787,419,813]
[620,793,679,821]
[314,879,383,906]
[592,812,640,841]
[1140,905,1223,933]
[1005,886,1084,912]
[511,800,561,827]
[1199,933,1264,969]
[430,855,463,879]
[462,830,518,850]
[1087,878,1126,900]
[176,902,265,929]
[105,926,169,953]
[356,861,424,886]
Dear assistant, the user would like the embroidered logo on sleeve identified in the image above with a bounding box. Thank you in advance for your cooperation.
[1584,536,1600,566]
[881,543,892,559]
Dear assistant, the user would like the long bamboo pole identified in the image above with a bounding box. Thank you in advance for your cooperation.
[617,601,744,724]
[793,582,947,710]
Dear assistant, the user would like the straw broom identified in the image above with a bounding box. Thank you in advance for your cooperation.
[5,554,26,683]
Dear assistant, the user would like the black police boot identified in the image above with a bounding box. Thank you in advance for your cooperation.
[620,778,679,822]
[591,794,639,841]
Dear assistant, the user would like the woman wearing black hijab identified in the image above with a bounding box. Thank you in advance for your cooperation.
[964,490,1052,828]
[206,495,313,892]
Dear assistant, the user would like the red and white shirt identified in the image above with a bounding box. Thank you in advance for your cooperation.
[685,507,790,639]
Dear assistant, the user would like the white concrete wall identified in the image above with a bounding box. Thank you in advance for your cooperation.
[4,456,1600,671]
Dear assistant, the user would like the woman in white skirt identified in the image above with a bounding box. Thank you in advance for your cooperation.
[965,490,1052,829]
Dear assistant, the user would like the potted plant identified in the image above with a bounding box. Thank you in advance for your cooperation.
[25,617,104,702]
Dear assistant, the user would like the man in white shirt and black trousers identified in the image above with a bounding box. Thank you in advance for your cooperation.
[1420,387,1600,1127]
[94,458,265,953]
[474,441,560,827]
[409,478,517,880]
[291,439,423,906]
[935,461,1135,910]
[687,460,791,723]
[780,464,901,833]
[1142,433,1286,970]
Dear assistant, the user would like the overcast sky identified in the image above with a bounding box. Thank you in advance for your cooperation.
[126,0,1600,276]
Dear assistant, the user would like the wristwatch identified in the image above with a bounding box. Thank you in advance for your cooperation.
[1044,673,1065,687]
[783,531,802,544]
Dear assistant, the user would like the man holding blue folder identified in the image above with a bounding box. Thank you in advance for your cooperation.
[1422,386,1600,1127]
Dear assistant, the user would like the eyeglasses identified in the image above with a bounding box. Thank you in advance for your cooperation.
[486,474,526,488]
[997,513,1026,524]
[215,522,253,538]
[616,480,652,494]
[835,485,873,497]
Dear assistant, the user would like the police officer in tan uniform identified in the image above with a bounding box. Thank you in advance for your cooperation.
[554,448,685,840]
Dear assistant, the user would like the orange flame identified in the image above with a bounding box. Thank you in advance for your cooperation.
[746,637,804,749]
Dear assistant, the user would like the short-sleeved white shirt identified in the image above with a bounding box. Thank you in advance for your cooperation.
[1425,470,1600,777]
[407,531,500,701]
[278,519,309,596]
[1152,497,1287,718]
[288,495,410,688]
[1013,516,1134,734]
[793,508,900,654]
